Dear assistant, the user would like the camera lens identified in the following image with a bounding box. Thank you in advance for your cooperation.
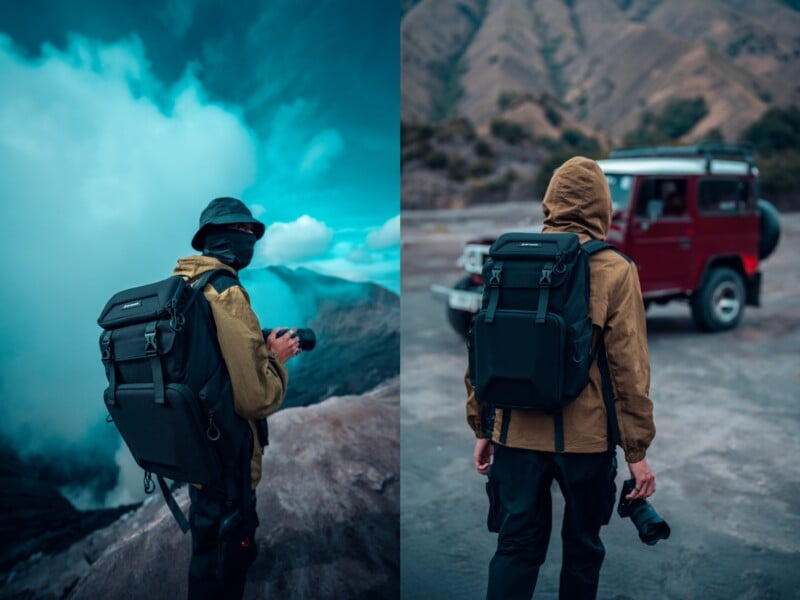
[628,500,671,546]
[295,328,316,351]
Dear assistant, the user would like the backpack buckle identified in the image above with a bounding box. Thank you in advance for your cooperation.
[540,262,554,286]
[144,323,159,354]
[489,262,504,286]
[101,331,113,360]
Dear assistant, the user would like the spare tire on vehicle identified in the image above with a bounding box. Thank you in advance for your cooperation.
[757,198,780,260]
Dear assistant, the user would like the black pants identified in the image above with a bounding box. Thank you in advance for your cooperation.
[188,486,259,600]
[485,445,617,600]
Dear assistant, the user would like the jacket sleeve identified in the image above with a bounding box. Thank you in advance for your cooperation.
[465,368,485,439]
[604,262,655,463]
[205,284,288,420]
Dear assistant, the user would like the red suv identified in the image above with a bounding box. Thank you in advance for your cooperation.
[435,145,781,335]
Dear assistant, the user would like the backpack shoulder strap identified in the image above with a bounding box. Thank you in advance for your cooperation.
[592,336,622,452]
[582,239,633,263]
[191,268,240,294]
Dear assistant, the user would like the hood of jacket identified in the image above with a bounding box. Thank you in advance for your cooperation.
[541,156,611,241]
[172,255,238,281]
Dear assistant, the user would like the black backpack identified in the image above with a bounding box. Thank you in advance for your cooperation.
[468,232,625,450]
[98,269,252,532]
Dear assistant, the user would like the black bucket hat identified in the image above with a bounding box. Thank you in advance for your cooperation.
[191,197,266,250]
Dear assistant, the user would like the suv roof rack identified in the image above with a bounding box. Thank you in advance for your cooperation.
[609,143,754,174]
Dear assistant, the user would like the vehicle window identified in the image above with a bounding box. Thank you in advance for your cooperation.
[635,178,688,219]
[605,174,633,210]
[698,179,751,215]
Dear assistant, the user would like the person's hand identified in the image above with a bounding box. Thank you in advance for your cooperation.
[267,328,300,363]
[474,438,494,475]
[626,458,655,500]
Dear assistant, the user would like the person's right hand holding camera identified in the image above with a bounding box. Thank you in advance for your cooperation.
[267,328,300,363]
[626,458,655,500]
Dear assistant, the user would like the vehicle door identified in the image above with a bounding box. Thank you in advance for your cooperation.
[628,177,694,295]
[692,177,759,276]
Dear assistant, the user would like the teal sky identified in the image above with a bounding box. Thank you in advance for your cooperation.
[0,0,400,290]
[0,1,398,464]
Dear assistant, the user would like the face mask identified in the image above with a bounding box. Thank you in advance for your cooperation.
[202,229,257,271]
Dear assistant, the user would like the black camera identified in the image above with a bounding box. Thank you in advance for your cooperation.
[261,327,317,351]
[618,479,671,546]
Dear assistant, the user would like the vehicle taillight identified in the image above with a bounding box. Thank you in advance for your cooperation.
[470,274,482,286]
[742,253,758,275]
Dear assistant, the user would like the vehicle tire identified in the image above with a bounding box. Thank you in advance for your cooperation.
[690,267,745,332]
[757,198,780,260]
[446,275,479,339]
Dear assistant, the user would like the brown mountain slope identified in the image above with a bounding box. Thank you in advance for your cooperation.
[402,0,800,142]
[401,0,488,121]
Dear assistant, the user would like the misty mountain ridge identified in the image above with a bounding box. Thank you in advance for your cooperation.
[259,265,400,407]
[402,0,800,142]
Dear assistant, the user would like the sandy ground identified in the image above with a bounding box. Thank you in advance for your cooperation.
[400,203,800,600]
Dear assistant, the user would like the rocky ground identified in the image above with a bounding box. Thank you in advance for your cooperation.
[2,378,399,600]
[400,204,800,599]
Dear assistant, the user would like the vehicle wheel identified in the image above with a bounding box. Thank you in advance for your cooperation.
[690,267,745,332]
[446,275,478,339]
[757,199,780,260]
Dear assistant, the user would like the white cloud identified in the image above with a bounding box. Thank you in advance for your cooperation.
[0,34,258,455]
[298,128,344,178]
[259,215,334,263]
[366,214,401,249]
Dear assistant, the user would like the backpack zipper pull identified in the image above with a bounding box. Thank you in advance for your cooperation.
[206,409,221,441]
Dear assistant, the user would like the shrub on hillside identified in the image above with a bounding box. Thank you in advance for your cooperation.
[490,119,530,144]
[447,155,468,182]
[623,96,709,146]
[474,139,493,157]
[468,157,494,178]
[741,106,800,155]
[436,117,476,142]
[423,149,448,169]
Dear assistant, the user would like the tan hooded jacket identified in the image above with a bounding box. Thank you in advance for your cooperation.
[466,156,656,463]
[173,255,288,488]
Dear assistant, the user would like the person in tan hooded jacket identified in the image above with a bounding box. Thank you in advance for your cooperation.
[176,196,299,600]
[467,157,657,599]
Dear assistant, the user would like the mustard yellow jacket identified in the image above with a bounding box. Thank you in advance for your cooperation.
[173,255,288,487]
[466,156,656,463]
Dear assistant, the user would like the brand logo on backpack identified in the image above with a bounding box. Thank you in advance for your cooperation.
[122,301,142,310]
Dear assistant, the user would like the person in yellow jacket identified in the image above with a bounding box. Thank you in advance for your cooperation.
[467,157,657,599]
[174,196,298,600]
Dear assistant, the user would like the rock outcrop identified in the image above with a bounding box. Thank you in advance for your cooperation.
[2,379,399,600]
[265,266,400,408]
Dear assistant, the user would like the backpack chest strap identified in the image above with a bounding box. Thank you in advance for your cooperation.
[144,321,166,405]
[536,262,554,324]
[485,262,504,323]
